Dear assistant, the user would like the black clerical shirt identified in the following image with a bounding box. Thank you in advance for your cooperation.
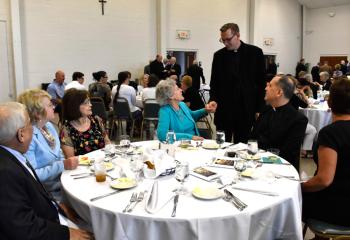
[250,102,308,170]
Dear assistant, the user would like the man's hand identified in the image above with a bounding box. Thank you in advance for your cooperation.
[60,203,79,223]
[69,228,94,240]
[64,156,79,170]
[205,101,217,113]
[255,112,260,120]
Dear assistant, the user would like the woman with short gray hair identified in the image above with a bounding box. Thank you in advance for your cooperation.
[156,79,217,141]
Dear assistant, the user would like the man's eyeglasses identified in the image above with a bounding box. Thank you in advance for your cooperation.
[219,34,235,43]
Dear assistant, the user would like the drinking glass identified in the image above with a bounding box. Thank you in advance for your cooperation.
[119,135,131,157]
[130,153,144,182]
[94,161,107,182]
[234,159,247,181]
[216,131,225,147]
[174,161,189,195]
[247,139,258,156]
[166,130,176,144]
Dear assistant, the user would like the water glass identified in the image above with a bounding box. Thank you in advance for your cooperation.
[119,135,131,148]
[234,159,247,181]
[174,161,189,195]
[130,153,144,182]
[166,130,176,144]
[216,131,225,146]
[247,140,258,155]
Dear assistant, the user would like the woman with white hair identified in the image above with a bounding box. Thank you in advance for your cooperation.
[156,79,217,141]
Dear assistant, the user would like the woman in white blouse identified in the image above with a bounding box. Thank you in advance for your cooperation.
[111,71,142,133]
[141,74,159,103]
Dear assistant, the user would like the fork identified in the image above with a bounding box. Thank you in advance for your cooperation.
[127,192,145,213]
[223,195,245,211]
[123,192,137,213]
[224,189,247,210]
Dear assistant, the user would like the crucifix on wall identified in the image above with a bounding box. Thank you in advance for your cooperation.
[99,0,107,15]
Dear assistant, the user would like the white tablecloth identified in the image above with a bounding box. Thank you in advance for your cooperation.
[61,141,302,240]
[299,101,332,132]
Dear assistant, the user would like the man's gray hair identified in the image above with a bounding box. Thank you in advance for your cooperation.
[156,79,176,106]
[0,102,27,144]
[320,71,329,79]
[276,75,295,100]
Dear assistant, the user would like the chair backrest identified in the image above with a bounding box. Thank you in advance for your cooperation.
[113,97,132,120]
[143,99,160,120]
[91,97,108,121]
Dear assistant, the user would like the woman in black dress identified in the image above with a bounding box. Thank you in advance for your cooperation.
[302,78,350,228]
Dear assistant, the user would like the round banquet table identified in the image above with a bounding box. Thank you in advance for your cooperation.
[299,101,332,132]
[61,141,303,240]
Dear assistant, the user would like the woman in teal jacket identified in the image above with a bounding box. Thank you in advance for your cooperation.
[156,79,217,141]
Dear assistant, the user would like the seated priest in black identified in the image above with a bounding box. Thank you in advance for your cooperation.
[0,102,92,240]
[181,75,205,110]
[250,74,308,171]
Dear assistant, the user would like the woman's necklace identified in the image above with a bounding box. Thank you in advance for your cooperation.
[70,117,90,131]
[38,125,55,149]
[172,106,184,121]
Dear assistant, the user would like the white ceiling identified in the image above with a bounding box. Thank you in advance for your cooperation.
[298,0,350,9]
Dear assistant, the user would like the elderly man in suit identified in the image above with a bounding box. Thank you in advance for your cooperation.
[166,57,182,80]
[0,102,92,240]
[209,22,266,143]
[187,60,206,90]
[250,75,308,171]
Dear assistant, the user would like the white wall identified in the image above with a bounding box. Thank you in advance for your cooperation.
[165,0,249,82]
[0,0,15,100]
[253,0,302,75]
[20,0,156,89]
[303,4,350,66]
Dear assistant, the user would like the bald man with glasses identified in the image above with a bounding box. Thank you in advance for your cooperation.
[209,23,266,144]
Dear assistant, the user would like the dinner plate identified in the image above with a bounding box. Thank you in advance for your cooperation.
[192,186,223,200]
[110,178,137,189]
[202,142,220,150]
[237,152,261,161]
[90,162,114,172]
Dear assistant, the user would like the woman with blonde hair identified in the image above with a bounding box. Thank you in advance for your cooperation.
[18,89,78,198]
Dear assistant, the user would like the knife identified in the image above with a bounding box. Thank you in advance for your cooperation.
[231,186,279,196]
[171,194,179,217]
[221,143,234,149]
[90,190,121,202]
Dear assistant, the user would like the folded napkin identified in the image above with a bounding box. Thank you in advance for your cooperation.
[143,148,176,179]
[262,156,282,164]
[145,181,159,214]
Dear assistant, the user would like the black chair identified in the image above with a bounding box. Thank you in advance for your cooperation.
[41,83,50,91]
[303,219,350,239]
[141,99,160,140]
[111,97,135,139]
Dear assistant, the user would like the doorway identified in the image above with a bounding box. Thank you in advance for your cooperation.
[166,50,197,77]
[319,56,347,69]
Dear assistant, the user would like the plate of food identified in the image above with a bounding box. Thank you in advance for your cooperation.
[110,177,137,189]
[79,155,93,166]
[192,186,223,200]
[90,162,114,172]
[210,157,237,169]
[202,141,220,150]
[237,151,261,161]
[191,167,219,181]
